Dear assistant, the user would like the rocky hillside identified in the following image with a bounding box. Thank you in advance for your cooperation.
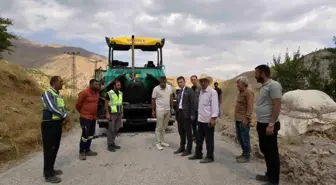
[2,38,108,90]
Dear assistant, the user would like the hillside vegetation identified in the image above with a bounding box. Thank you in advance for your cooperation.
[272,48,336,100]
[0,60,78,166]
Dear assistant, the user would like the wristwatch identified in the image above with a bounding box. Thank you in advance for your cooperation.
[269,122,275,127]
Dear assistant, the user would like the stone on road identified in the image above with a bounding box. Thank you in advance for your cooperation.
[0,128,265,185]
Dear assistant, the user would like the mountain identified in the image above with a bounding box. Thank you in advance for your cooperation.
[2,37,108,89]
[3,38,225,90]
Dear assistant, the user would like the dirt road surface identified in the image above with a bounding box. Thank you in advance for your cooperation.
[0,125,267,185]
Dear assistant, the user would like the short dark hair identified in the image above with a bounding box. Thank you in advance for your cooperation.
[50,76,61,86]
[89,79,98,85]
[160,76,166,81]
[191,75,197,79]
[112,79,120,86]
[214,82,218,85]
[255,64,271,77]
[177,76,185,81]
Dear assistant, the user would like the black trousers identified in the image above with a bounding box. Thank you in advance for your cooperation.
[41,120,63,178]
[257,121,280,184]
[177,110,193,152]
[191,111,198,138]
[79,117,96,153]
[195,122,214,159]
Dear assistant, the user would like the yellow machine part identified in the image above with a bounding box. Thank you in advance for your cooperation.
[109,36,163,46]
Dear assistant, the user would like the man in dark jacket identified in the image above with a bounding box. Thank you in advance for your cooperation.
[174,76,196,156]
[190,75,201,140]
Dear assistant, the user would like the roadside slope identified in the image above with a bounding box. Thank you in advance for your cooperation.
[0,60,78,167]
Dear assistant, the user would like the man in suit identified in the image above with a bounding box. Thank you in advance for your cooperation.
[190,75,201,141]
[174,76,196,156]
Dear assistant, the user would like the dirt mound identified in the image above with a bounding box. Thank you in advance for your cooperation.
[219,115,336,185]
[0,60,78,166]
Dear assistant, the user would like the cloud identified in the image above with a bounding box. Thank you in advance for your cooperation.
[1,0,336,79]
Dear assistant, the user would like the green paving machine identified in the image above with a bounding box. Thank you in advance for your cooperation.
[95,35,176,127]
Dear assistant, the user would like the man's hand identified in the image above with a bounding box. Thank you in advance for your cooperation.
[242,119,248,128]
[266,123,275,136]
[106,113,111,120]
[191,116,195,121]
[209,118,216,127]
[170,109,175,115]
[64,115,70,123]
[152,110,156,118]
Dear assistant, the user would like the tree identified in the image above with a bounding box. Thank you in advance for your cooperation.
[272,48,308,92]
[271,37,336,101]
[0,17,17,59]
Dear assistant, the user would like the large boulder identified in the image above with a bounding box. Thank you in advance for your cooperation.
[279,90,336,136]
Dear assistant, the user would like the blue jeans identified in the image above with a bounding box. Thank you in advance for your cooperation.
[235,121,251,159]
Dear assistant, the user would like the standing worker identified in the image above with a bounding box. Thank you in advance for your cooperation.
[152,76,174,150]
[234,76,254,163]
[105,80,123,152]
[214,82,222,117]
[41,76,70,183]
[189,75,218,163]
[76,79,100,160]
[190,75,201,141]
[174,76,196,156]
[254,64,282,185]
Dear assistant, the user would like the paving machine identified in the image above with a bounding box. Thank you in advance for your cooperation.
[95,35,176,127]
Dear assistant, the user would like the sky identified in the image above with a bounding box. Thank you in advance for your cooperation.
[1,0,335,79]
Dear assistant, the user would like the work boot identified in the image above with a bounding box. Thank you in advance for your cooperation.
[200,157,214,163]
[86,150,98,156]
[79,152,86,160]
[54,169,63,176]
[174,148,184,154]
[188,155,202,160]
[112,144,121,149]
[262,182,278,185]
[235,153,244,159]
[181,151,191,156]
[256,174,269,182]
[108,145,116,152]
[45,176,62,183]
[236,156,250,163]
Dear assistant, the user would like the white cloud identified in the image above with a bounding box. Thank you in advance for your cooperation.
[0,0,336,79]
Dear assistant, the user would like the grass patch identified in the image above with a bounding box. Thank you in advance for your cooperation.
[0,60,79,166]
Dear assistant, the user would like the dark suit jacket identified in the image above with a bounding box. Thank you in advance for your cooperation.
[176,86,196,119]
[192,85,201,111]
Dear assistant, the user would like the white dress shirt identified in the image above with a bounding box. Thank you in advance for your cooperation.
[198,86,219,123]
[178,86,186,109]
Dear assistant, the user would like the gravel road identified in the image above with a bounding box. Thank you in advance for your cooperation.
[0,125,266,185]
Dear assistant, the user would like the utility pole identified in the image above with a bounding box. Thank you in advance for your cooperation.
[89,59,102,78]
[64,51,80,97]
